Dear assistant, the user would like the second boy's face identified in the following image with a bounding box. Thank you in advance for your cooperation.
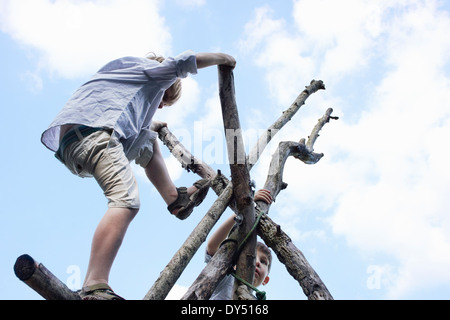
[254,249,270,287]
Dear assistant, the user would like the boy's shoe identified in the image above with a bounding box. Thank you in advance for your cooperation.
[79,283,125,300]
[168,178,210,220]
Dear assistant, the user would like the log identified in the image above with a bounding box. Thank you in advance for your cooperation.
[181,239,237,300]
[219,66,256,298]
[157,126,218,181]
[217,65,257,295]
[182,65,258,300]
[158,126,234,204]
[14,254,81,300]
[257,214,333,300]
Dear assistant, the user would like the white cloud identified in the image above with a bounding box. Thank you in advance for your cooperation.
[239,6,286,53]
[0,0,172,79]
[176,0,205,8]
[292,0,393,80]
[242,0,450,298]
[239,6,315,106]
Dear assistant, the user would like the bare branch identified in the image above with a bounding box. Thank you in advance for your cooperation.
[253,108,338,300]
[181,237,237,300]
[306,107,338,152]
[257,214,333,300]
[248,80,325,169]
[14,254,81,300]
[158,126,217,180]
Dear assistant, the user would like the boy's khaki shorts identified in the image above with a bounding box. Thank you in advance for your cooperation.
[59,130,140,209]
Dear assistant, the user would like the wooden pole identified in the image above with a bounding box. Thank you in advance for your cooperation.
[217,65,257,296]
[181,239,237,300]
[14,254,80,300]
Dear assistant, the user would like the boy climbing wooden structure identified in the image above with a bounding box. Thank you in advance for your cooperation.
[14,65,336,300]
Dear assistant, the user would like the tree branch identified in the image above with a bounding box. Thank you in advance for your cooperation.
[248,80,325,169]
[257,214,333,300]
[14,254,80,300]
[157,126,218,181]
[181,237,237,300]
[306,107,338,152]
[217,65,256,297]
[254,108,338,300]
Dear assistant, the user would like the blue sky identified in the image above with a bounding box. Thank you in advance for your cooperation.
[1,0,450,300]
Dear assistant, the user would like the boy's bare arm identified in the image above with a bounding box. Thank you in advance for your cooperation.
[196,53,236,69]
[206,190,272,256]
[206,214,237,256]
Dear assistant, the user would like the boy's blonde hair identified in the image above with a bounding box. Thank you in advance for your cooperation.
[146,52,182,106]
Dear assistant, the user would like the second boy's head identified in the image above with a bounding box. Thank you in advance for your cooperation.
[254,242,272,287]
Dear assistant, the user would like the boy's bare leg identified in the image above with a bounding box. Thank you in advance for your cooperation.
[144,141,197,209]
[83,207,138,287]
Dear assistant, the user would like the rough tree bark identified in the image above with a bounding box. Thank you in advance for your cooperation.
[181,66,257,300]
[14,254,80,300]
[217,65,257,296]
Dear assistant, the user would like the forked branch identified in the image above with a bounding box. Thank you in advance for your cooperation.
[254,108,338,300]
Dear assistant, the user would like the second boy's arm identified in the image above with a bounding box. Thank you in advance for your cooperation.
[206,214,237,256]
[206,189,273,256]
